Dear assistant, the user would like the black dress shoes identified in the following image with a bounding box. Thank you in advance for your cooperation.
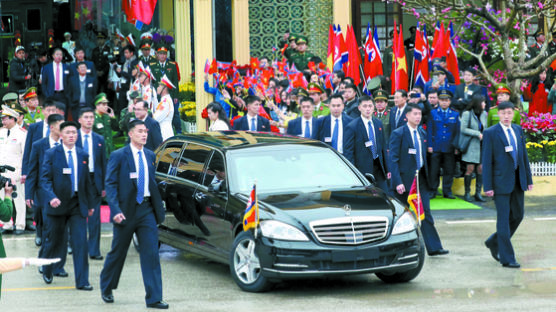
[502,262,521,268]
[38,266,43,274]
[428,249,450,256]
[77,285,93,291]
[54,270,69,277]
[14,229,25,235]
[35,236,42,246]
[90,255,104,260]
[101,291,114,303]
[147,301,169,309]
[484,242,499,262]
[443,194,456,199]
[43,273,53,284]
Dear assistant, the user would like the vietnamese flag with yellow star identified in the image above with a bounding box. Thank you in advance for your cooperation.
[74,0,94,30]
[391,22,408,93]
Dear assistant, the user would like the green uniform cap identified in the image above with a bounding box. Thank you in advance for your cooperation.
[94,93,109,106]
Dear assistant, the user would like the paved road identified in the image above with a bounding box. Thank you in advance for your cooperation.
[1,211,556,311]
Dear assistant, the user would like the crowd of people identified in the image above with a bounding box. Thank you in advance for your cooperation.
[0,26,551,303]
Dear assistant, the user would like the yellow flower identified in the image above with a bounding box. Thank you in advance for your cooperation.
[541,140,549,145]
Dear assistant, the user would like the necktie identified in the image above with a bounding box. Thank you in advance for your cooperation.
[137,151,145,204]
[7,129,10,137]
[68,150,76,193]
[83,134,90,153]
[250,118,256,131]
[413,130,422,169]
[368,121,378,159]
[56,64,61,91]
[304,120,311,138]
[54,142,59,147]
[396,108,402,125]
[331,118,339,150]
[507,128,518,169]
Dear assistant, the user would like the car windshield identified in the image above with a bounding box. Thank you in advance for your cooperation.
[227,144,364,194]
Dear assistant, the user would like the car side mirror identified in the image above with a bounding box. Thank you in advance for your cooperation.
[365,173,376,185]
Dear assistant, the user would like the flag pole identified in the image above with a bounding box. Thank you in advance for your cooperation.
[254,179,259,239]
[415,169,421,226]
[409,57,416,90]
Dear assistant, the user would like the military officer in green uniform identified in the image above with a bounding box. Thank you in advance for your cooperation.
[283,34,298,64]
[139,41,156,65]
[0,182,14,298]
[308,83,330,118]
[373,89,391,143]
[22,87,44,125]
[487,84,521,128]
[93,93,119,158]
[150,44,181,133]
[118,91,143,135]
[291,36,315,71]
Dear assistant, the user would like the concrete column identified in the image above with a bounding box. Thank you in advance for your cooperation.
[333,0,352,30]
[174,0,192,83]
[232,0,250,65]
[194,0,214,131]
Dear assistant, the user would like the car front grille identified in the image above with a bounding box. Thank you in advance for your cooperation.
[309,216,389,245]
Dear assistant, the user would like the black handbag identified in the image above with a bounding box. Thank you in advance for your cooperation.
[455,112,473,153]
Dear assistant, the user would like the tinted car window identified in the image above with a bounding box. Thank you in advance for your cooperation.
[156,141,186,174]
[175,143,212,184]
[202,151,226,187]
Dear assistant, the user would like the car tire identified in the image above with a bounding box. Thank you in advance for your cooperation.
[375,237,425,283]
[229,231,271,292]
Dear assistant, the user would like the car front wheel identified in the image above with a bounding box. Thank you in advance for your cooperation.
[375,237,425,283]
[229,231,271,292]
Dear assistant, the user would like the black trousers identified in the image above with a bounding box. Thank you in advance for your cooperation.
[429,151,455,195]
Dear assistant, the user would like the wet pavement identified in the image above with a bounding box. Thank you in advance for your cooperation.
[1,199,555,311]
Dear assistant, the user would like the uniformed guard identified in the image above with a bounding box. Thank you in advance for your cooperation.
[291,36,315,71]
[91,31,112,93]
[139,41,156,65]
[372,89,391,143]
[93,93,119,158]
[22,87,44,125]
[426,89,460,199]
[0,106,28,235]
[150,44,181,133]
[283,34,298,64]
[307,83,329,118]
[487,84,521,128]
[155,75,176,141]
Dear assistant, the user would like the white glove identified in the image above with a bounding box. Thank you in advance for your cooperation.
[26,258,61,267]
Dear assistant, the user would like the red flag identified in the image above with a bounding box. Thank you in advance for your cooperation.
[363,24,383,82]
[413,24,430,88]
[250,57,260,71]
[123,0,158,26]
[392,23,408,92]
[307,61,317,73]
[446,22,461,85]
[345,25,362,86]
[431,23,448,60]
[407,175,425,222]
[208,58,218,75]
[327,24,335,71]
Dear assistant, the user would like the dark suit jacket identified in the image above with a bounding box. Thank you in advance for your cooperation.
[232,115,270,132]
[317,114,352,149]
[25,137,53,202]
[105,145,165,224]
[286,117,319,139]
[144,116,163,151]
[69,61,97,78]
[116,58,139,88]
[389,105,410,135]
[41,62,71,99]
[453,83,482,111]
[345,98,360,119]
[22,121,46,176]
[482,124,532,195]
[389,125,429,190]
[40,144,94,217]
[344,117,388,176]
[76,131,106,196]
[67,75,97,108]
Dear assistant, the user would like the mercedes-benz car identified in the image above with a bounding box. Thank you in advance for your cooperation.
[154,131,424,292]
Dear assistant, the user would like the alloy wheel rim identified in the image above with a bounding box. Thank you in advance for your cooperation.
[234,238,261,284]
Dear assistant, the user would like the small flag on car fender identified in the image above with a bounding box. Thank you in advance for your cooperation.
[407,171,425,223]
[243,183,259,232]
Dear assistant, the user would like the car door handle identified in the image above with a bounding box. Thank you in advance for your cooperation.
[194,192,205,202]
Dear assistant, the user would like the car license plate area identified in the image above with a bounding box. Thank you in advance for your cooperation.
[331,248,379,263]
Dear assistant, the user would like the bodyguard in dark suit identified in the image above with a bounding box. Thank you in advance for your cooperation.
[317,94,352,153]
[40,121,94,290]
[453,68,482,112]
[343,83,360,118]
[26,114,66,273]
[389,104,448,256]
[232,95,270,132]
[100,120,168,309]
[76,108,106,260]
[483,102,533,268]
[344,95,389,191]
[389,90,410,136]
[286,97,319,138]
[132,100,163,151]
[67,62,97,121]
[426,89,460,199]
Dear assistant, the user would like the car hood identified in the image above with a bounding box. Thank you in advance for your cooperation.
[257,187,397,229]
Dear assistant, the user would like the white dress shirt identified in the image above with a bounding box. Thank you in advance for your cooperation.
[81,131,94,172]
[500,123,518,153]
[330,115,343,153]
[48,136,61,148]
[248,115,258,131]
[407,124,423,168]
[43,122,50,138]
[130,144,150,197]
[302,117,313,137]
[62,145,78,192]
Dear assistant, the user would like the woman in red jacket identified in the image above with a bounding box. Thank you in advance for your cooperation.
[523,68,553,114]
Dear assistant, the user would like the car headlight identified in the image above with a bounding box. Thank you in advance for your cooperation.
[260,220,309,241]
[391,211,417,235]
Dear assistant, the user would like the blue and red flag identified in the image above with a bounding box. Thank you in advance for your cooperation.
[243,184,260,231]
[413,23,430,89]
[363,24,383,83]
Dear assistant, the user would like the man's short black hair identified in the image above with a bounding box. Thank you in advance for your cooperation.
[299,96,314,106]
[406,103,422,113]
[359,95,373,105]
[74,46,85,54]
[344,83,358,92]
[136,100,149,109]
[47,114,64,126]
[44,100,66,112]
[343,77,355,85]
[427,90,439,96]
[498,101,515,110]
[122,45,135,54]
[333,70,345,80]
[60,121,80,131]
[245,95,261,106]
[128,119,146,131]
[77,61,88,68]
[79,107,94,118]
[329,94,344,104]
[395,89,408,98]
